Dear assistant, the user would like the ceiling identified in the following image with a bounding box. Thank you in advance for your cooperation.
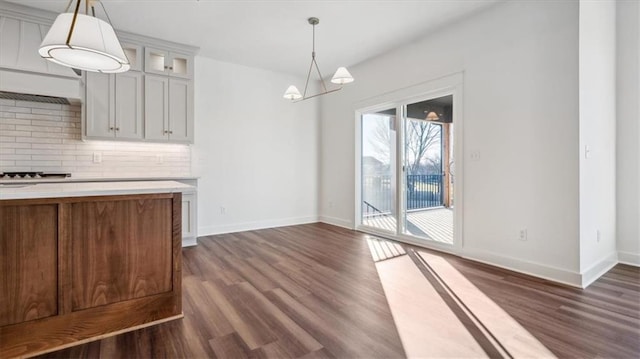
[9,0,502,76]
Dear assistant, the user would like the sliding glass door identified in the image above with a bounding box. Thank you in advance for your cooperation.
[359,94,456,247]
[361,108,397,233]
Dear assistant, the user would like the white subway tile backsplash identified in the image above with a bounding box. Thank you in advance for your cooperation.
[1,118,31,125]
[0,100,191,177]
[0,112,17,118]
[15,113,63,121]
[16,137,62,144]
[1,142,29,149]
[2,130,31,137]
[0,105,31,113]
[14,101,62,110]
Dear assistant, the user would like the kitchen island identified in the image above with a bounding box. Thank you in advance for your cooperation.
[0,181,192,358]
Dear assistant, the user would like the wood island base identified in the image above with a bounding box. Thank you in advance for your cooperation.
[0,192,183,358]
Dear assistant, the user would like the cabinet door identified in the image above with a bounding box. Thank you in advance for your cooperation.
[168,51,193,79]
[181,192,197,246]
[114,72,143,140]
[85,72,115,138]
[144,74,169,140]
[168,78,193,142]
[0,204,58,327]
[121,43,142,72]
[144,47,169,75]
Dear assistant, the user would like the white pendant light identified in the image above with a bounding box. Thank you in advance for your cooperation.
[284,17,354,102]
[39,0,129,73]
[331,67,354,85]
[283,85,302,100]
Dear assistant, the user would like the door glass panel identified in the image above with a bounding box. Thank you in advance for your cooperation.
[402,95,454,244]
[361,108,397,232]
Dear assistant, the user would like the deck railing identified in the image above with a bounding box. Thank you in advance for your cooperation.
[362,174,443,215]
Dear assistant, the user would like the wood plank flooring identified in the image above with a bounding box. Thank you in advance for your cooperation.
[35,223,639,358]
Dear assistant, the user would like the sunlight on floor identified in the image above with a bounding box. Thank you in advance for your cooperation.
[367,237,556,358]
[363,208,454,244]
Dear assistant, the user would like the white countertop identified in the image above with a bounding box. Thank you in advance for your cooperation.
[0,181,195,200]
[0,176,198,184]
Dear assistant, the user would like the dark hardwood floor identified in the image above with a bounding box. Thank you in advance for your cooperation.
[37,223,639,358]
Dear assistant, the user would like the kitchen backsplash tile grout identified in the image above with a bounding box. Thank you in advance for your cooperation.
[0,100,192,177]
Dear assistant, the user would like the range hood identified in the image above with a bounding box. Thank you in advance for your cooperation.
[0,1,82,102]
[0,69,81,103]
[0,91,71,105]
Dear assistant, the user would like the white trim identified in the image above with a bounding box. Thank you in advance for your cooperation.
[182,238,198,247]
[462,248,583,288]
[618,251,640,266]
[198,215,319,236]
[319,215,354,230]
[580,251,619,287]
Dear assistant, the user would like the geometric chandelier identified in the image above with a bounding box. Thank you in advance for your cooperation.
[284,17,354,102]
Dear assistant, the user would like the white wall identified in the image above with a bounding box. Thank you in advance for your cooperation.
[319,0,582,284]
[578,0,618,285]
[194,57,319,235]
[616,0,640,266]
[0,99,191,177]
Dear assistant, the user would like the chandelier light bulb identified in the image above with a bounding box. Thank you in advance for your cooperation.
[331,67,354,85]
[283,85,303,100]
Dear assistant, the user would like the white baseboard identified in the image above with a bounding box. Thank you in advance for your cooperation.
[580,251,619,288]
[462,248,583,288]
[198,215,319,237]
[617,250,640,266]
[318,215,354,230]
[182,237,198,247]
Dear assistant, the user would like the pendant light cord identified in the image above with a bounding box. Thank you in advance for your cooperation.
[99,1,116,27]
[302,21,329,98]
[65,0,82,45]
[64,0,74,12]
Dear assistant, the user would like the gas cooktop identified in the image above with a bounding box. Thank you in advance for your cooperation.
[0,172,71,180]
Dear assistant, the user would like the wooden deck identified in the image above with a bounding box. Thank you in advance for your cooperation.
[363,207,453,244]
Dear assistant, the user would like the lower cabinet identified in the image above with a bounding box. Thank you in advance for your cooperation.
[181,191,197,247]
[0,193,183,358]
[0,204,58,327]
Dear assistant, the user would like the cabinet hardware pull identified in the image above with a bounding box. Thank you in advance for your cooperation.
[164,65,168,69]
[116,127,120,131]
[169,130,173,134]
[164,130,168,134]
[109,127,114,131]
[169,67,173,70]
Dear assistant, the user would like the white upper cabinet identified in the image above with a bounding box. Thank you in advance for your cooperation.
[144,47,193,78]
[114,71,144,139]
[85,72,115,139]
[144,75,170,141]
[121,43,143,72]
[0,15,78,78]
[168,78,193,142]
[85,71,143,140]
[144,75,193,143]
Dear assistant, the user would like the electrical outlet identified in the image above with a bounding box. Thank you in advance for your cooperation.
[220,206,226,215]
[596,229,601,242]
[92,152,102,164]
[470,151,481,161]
[519,229,528,241]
